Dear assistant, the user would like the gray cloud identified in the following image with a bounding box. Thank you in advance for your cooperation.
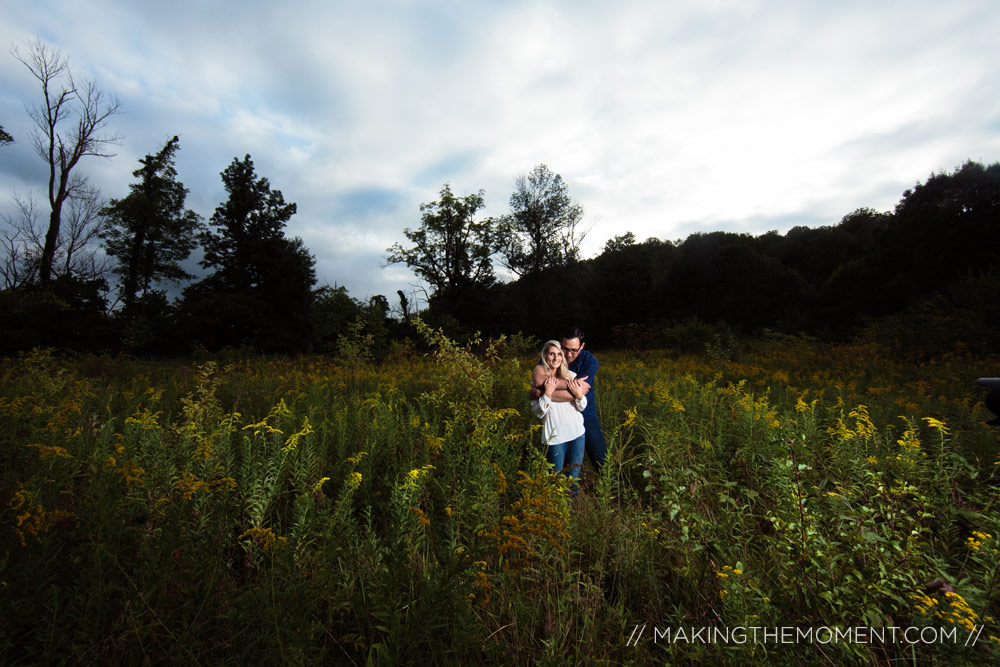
[2,0,999,302]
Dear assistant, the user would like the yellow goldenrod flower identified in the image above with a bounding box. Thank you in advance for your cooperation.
[239,526,287,551]
[28,444,74,460]
[349,472,362,490]
[313,477,330,494]
[923,417,950,435]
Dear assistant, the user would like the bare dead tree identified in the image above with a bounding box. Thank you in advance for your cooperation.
[0,227,32,289]
[0,188,109,289]
[560,213,592,265]
[11,38,122,284]
[0,194,42,288]
[408,283,429,319]
[60,185,111,282]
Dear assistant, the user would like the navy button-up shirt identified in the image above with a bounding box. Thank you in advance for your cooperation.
[567,349,598,420]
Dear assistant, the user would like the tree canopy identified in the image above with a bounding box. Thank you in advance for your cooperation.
[385,183,495,307]
[199,154,300,288]
[100,136,202,317]
[181,155,315,351]
[497,164,585,278]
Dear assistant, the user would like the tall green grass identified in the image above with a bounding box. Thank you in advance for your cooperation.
[2,333,999,664]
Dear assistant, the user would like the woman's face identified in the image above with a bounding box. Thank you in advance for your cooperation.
[544,345,563,370]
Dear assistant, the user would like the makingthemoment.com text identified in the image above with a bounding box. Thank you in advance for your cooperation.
[625,625,984,647]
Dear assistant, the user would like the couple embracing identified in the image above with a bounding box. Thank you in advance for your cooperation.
[529,326,607,492]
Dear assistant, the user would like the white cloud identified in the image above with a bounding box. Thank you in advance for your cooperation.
[1,0,998,300]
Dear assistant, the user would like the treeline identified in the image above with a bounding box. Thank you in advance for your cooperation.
[1,39,378,357]
[1,139,397,356]
[404,160,1000,358]
[4,39,999,358]
[3,154,999,358]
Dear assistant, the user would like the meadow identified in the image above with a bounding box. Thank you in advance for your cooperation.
[2,323,999,665]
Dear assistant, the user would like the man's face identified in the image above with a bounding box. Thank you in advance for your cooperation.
[560,337,584,365]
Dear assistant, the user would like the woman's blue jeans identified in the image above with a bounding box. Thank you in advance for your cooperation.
[547,434,586,486]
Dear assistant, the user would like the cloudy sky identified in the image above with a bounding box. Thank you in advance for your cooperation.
[2,0,998,305]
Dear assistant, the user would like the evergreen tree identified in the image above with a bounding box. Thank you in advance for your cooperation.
[100,136,202,316]
[199,155,299,288]
[182,155,315,351]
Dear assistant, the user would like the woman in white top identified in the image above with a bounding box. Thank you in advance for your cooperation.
[531,340,588,489]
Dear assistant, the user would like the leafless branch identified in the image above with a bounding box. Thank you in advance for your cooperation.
[0,188,110,287]
[11,37,121,283]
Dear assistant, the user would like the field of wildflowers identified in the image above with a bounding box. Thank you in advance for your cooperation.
[2,325,999,665]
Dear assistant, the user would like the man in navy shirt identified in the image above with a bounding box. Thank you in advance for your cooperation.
[530,326,607,471]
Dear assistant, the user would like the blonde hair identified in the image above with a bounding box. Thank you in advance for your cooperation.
[539,340,572,381]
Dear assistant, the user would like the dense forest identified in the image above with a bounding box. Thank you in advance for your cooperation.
[509,158,1000,356]
[3,149,998,359]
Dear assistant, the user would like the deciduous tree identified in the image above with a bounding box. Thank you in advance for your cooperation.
[386,183,496,304]
[497,164,586,278]
[603,231,636,254]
